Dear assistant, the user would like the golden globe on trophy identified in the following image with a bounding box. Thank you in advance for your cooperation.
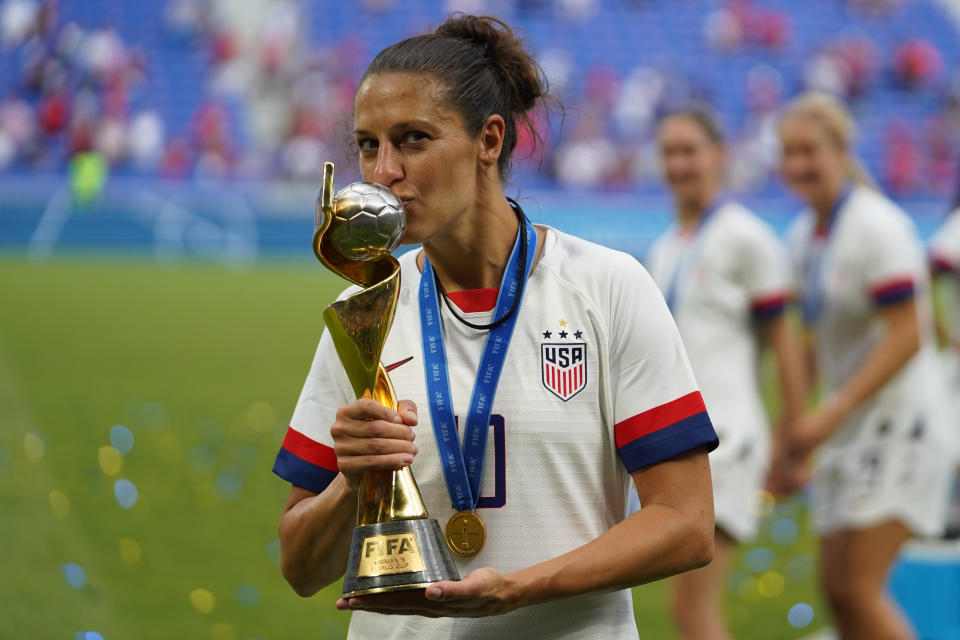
[312,162,460,597]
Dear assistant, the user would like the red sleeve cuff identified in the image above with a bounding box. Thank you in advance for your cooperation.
[280,426,339,471]
[615,391,707,448]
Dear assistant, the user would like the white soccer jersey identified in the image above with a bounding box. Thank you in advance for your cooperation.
[646,201,791,540]
[930,207,960,342]
[274,226,718,640]
[787,185,955,535]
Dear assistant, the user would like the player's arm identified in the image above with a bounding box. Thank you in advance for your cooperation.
[785,297,920,456]
[504,446,715,599]
[930,265,959,350]
[762,311,814,497]
[743,221,808,422]
[336,447,714,617]
[759,312,807,424]
[278,481,355,597]
[929,215,960,349]
[278,398,419,597]
[800,328,819,394]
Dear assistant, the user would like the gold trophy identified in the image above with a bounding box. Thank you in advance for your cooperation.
[313,162,460,597]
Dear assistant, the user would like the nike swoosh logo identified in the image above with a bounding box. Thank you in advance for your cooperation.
[385,356,414,372]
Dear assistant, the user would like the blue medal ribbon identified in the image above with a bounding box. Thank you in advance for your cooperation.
[663,199,725,312]
[801,184,852,325]
[419,210,537,511]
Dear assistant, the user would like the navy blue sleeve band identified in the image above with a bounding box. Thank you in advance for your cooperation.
[752,303,786,321]
[873,287,915,307]
[618,412,719,473]
[272,448,338,494]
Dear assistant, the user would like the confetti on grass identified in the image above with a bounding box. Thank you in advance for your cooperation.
[49,490,70,518]
[113,478,138,509]
[24,432,45,463]
[98,446,123,476]
[189,588,216,614]
[62,563,86,589]
[110,424,135,455]
[788,602,814,628]
[119,538,142,566]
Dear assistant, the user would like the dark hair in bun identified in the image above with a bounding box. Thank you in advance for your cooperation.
[361,14,549,178]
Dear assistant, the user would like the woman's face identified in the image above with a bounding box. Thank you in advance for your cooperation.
[778,115,848,206]
[658,116,725,208]
[353,72,481,245]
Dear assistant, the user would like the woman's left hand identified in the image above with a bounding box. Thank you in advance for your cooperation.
[335,567,521,618]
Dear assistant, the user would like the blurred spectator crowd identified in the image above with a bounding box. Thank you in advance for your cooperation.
[1,0,958,197]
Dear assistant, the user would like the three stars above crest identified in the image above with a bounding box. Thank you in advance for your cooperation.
[542,320,584,340]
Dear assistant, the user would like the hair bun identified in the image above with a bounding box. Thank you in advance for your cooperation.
[435,14,501,51]
[435,14,544,113]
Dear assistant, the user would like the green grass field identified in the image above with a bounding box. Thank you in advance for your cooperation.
[0,256,826,639]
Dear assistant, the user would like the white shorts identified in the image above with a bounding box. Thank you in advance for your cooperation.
[711,432,768,542]
[627,423,768,542]
[810,419,954,537]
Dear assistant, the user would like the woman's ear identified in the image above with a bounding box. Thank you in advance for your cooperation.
[477,114,506,171]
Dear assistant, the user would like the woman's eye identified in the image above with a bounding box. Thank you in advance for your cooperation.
[357,138,378,152]
[403,131,428,144]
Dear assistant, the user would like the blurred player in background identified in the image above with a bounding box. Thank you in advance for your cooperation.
[273,14,719,640]
[930,175,960,355]
[771,92,956,640]
[646,105,807,640]
[928,171,960,538]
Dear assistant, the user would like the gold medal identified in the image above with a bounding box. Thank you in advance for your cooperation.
[444,510,486,556]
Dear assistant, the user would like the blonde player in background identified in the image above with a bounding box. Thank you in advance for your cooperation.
[272,15,719,640]
[771,92,956,640]
[646,105,807,640]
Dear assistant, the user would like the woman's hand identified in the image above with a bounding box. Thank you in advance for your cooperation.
[766,397,850,496]
[335,567,522,618]
[331,398,419,490]
[766,428,812,497]
[784,397,848,458]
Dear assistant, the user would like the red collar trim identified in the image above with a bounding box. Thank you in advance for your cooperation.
[445,288,499,313]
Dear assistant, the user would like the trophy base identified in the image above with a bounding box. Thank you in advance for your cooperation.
[343,519,460,598]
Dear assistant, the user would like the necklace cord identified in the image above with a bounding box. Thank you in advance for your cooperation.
[433,199,529,331]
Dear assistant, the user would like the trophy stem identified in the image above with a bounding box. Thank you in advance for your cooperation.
[322,269,429,525]
[358,468,429,526]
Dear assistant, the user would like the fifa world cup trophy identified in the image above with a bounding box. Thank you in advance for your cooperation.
[313,162,460,597]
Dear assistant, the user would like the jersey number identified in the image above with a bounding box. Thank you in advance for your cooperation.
[455,413,506,509]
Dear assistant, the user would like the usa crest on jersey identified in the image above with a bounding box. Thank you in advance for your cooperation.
[541,342,587,401]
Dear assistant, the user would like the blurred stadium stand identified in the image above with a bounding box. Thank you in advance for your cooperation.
[0,0,958,259]
[1,0,959,189]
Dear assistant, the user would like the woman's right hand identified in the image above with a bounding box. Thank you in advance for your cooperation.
[330,398,419,490]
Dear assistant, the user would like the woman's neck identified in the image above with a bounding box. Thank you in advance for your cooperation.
[676,186,720,230]
[422,193,520,292]
[677,203,704,230]
[811,181,846,228]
